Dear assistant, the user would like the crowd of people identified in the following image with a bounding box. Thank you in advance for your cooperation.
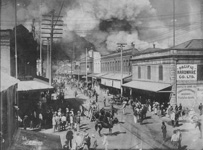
[18,75,203,150]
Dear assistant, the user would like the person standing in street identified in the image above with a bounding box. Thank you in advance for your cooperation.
[195,119,202,139]
[102,135,109,150]
[198,103,203,116]
[83,132,91,150]
[95,93,98,102]
[66,126,74,149]
[171,130,179,149]
[52,114,57,132]
[103,97,106,107]
[176,129,182,149]
[23,115,29,130]
[171,111,175,128]
[61,114,67,131]
[75,111,81,132]
[161,122,167,141]
[122,99,128,115]
[75,90,78,98]
[91,134,98,150]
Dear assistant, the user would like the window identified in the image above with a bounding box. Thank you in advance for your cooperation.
[159,65,163,80]
[138,66,141,79]
[113,61,115,72]
[123,60,126,72]
[197,65,203,80]
[147,66,151,79]
[126,60,129,72]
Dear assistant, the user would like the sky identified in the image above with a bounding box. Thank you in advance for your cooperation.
[1,0,203,57]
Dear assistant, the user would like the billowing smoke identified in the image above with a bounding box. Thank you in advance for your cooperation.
[63,0,202,54]
[63,0,169,52]
[1,0,203,58]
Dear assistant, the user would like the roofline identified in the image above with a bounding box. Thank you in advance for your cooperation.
[132,48,203,57]
[101,49,133,59]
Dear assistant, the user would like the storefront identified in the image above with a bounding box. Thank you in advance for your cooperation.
[176,64,203,107]
[124,39,203,107]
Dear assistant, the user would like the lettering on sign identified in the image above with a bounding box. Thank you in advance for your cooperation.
[177,85,197,107]
[177,64,197,80]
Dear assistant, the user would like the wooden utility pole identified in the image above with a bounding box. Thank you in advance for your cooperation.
[117,43,127,97]
[41,10,63,85]
[14,0,18,79]
[173,0,176,47]
[86,48,88,82]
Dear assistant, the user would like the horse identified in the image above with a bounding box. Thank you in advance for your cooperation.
[95,111,119,136]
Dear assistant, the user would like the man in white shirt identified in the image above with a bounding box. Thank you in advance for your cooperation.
[61,114,67,131]
[171,130,179,149]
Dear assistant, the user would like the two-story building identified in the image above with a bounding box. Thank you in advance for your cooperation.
[122,39,203,108]
[96,46,138,96]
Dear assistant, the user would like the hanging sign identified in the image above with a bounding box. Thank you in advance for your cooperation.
[177,64,197,80]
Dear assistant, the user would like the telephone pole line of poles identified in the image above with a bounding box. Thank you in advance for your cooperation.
[117,43,127,97]
[41,10,63,85]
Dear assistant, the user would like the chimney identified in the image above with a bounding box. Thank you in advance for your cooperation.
[131,42,139,55]
[153,44,155,48]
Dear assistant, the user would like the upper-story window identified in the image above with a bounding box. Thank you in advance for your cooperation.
[147,66,151,79]
[118,61,121,71]
[138,66,141,79]
[123,60,126,72]
[159,65,163,80]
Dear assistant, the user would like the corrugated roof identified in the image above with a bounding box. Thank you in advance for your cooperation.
[172,39,203,49]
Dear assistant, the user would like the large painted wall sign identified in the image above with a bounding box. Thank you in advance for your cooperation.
[177,64,197,80]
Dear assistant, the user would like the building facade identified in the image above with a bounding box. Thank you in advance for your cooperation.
[97,46,138,95]
[123,39,203,107]
[93,51,101,74]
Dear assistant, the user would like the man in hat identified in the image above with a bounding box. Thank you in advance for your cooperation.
[66,126,73,149]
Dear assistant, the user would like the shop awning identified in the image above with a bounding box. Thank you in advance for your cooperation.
[93,73,108,78]
[122,81,171,92]
[100,73,132,80]
[1,72,19,92]
[17,80,53,91]
[87,73,99,77]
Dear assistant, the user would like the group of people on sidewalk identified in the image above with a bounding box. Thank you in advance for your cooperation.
[52,107,81,133]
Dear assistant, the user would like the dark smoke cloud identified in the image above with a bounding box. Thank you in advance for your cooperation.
[1,0,202,59]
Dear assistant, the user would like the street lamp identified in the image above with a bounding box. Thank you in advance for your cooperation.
[117,43,127,97]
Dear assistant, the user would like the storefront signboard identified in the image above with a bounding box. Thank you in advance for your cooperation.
[106,79,113,87]
[177,64,197,80]
[177,85,197,107]
[113,80,121,89]
[101,79,106,85]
